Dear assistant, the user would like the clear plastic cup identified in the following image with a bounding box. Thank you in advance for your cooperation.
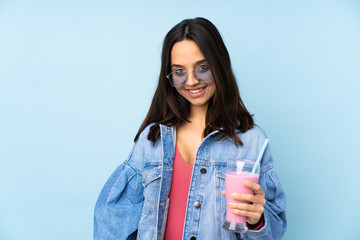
[223,159,260,233]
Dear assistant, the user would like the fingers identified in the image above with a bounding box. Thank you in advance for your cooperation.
[230,208,263,222]
[229,181,266,205]
[229,202,264,214]
[231,192,266,205]
[243,181,265,196]
[229,200,265,225]
[222,182,266,204]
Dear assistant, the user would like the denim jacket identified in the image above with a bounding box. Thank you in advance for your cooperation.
[94,124,286,240]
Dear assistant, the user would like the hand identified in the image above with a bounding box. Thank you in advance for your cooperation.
[222,181,266,225]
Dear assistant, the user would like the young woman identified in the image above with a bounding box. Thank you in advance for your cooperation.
[94,17,286,240]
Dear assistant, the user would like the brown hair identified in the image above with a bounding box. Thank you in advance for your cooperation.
[135,17,254,145]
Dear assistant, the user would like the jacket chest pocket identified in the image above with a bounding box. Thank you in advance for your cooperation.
[142,164,162,216]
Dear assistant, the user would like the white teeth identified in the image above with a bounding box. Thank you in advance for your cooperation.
[189,88,204,93]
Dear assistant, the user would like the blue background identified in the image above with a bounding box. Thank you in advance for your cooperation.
[1,0,359,239]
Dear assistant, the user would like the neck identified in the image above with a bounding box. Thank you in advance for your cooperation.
[188,103,208,127]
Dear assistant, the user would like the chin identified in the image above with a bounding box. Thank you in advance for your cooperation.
[189,100,209,107]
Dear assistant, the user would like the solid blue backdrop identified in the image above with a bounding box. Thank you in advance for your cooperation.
[0,0,359,239]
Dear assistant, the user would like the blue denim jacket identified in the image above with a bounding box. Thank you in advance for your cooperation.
[94,124,286,240]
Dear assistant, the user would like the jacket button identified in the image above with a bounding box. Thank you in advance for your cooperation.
[194,202,201,208]
[200,168,207,174]
[190,237,196,240]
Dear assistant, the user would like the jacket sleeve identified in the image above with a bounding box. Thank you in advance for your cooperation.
[93,139,145,240]
[242,144,287,240]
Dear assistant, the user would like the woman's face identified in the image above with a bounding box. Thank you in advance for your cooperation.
[170,40,216,109]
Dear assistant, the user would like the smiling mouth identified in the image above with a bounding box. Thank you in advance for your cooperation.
[187,86,206,93]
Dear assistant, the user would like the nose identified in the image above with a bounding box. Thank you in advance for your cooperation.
[186,70,199,86]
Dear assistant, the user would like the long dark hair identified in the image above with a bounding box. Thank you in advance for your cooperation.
[135,17,254,145]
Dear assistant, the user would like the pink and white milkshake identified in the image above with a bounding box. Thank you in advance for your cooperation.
[225,172,259,224]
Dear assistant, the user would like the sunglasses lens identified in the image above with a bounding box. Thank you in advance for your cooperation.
[195,68,213,83]
[169,72,187,87]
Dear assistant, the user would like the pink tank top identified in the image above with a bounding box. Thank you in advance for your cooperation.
[164,145,193,239]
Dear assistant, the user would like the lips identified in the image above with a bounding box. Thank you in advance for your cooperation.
[188,87,205,93]
[186,86,207,97]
